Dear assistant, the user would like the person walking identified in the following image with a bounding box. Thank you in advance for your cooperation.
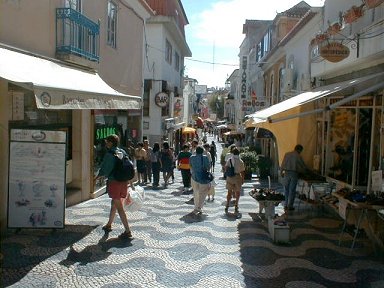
[224,147,245,214]
[150,142,161,188]
[177,144,192,193]
[160,141,173,187]
[134,142,147,185]
[209,141,217,172]
[203,143,214,201]
[191,139,199,154]
[94,134,132,240]
[189,146,211,216]
[280,144,308,211]
[222,144,235,179]
[169,147,177,183]
[143,139,152,184]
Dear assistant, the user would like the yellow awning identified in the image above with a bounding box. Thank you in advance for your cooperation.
[246,72,384,123]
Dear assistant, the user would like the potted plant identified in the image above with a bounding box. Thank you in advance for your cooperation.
[364,0,384,9]
[256,154,272,180]
[311,33,329,46]
[343,5,364,24]
[327,22,342,35]
[240,151,258,180]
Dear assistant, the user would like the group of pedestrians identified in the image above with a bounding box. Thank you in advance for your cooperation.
[94,133,249,239]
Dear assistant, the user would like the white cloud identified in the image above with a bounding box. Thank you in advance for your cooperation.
[184,0,325,87]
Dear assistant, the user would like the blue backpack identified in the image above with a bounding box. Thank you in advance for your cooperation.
[110,149,135,181]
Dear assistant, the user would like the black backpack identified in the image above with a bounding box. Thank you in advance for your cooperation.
[110,149,135,181]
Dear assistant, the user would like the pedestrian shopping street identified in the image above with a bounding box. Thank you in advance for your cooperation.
[1,137,384,288]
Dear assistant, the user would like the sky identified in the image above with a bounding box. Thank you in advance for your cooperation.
[181,0,325,88]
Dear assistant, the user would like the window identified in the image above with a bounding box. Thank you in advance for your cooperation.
[165,39,172,64]
[107,1,117,48]
[278,68,284,101]
[174,51,180,71]
[65,0,81,11]
[263,32,270,55]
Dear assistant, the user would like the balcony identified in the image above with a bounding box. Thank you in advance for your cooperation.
[56,8,100,63]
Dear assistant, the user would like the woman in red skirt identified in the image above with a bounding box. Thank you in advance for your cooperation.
[94,134,132,240]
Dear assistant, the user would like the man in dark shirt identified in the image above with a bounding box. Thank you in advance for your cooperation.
[280,144,307,211]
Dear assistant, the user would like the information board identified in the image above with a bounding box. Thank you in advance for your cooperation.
[8,129,67,229]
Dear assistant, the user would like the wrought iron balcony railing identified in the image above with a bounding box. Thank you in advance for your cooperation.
[56,8,100,62]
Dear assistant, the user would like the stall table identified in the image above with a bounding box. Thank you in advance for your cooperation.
[332,192,384,250]
[296,179,332,214]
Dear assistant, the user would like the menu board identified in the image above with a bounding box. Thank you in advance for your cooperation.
[8,129,67,229]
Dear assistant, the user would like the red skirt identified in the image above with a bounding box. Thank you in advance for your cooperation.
[107,180,128,199]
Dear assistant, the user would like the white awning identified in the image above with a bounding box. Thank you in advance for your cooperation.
[247,72,384,123]
[0,47,141,109]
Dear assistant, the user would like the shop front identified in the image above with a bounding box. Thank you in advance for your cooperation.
[0,47,141,230]
[245,71,384,248]
[246,72,384,183]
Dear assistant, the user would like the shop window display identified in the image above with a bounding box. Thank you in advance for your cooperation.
[327,96,382,188]
[93,111,127,190]
[328,108,356,184]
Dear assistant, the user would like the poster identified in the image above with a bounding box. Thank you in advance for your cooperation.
[8,129,67,228]
[371,170,383,192]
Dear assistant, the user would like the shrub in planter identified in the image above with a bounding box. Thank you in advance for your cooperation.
[240,151,258,180]
[256,155,272,180]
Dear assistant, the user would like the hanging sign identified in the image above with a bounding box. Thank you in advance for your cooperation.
[320,42,350,63]
[8,129,67,229]
[155,92,169,107]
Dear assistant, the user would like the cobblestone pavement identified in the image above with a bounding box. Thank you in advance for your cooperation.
[1,137,384,288]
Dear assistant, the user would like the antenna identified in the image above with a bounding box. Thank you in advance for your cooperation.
[212,40,215,72]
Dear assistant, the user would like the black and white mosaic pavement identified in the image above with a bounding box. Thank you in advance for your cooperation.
[1,137,384,287]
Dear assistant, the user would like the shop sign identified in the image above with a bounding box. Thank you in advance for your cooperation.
[173,98,183,117]
[95,126,118,140]
[241,99,266,112]
[155,92,169,107]
[320,42,350,63]
[241,56,248,99]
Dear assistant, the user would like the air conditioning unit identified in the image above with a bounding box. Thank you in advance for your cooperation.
[283,68,293,92]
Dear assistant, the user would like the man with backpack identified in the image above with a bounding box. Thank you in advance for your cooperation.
[94,134,133,240]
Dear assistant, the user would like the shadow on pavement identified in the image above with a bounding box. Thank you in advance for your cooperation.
[59,234,132,267]
[1,224,97,287]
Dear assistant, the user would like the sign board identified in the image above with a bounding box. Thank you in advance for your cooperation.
[8,129,67,229]
[320,42,350,63]
[155,92,169,107]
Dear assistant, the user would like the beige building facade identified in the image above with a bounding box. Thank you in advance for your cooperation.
[0,0,152,231]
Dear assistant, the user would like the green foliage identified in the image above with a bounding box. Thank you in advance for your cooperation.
[240,151,258,173]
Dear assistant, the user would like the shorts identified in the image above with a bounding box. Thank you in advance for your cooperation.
[226,174,243,192]
[136,160,146,173]
[107,180,128,199]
